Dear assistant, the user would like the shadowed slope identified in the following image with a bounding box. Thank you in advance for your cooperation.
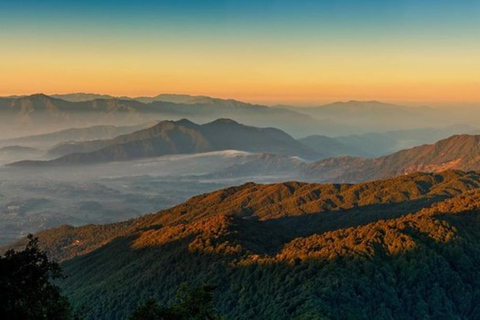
[305,135,480,183]
[0,94,329,138]
[12,170,480,319]
[14,170,479,262]
[10,119,318,166]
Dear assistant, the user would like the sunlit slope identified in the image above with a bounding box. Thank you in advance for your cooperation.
[305,135,480,182]
[14,170,480,319]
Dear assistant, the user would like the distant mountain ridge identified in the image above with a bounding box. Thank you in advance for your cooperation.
[0,94,328,138]
[300,124,478,158]
[0,122,156,149]
[51,93,129,102]
[11,119,319,166]
[304,134,480,182]
[277,100,460,133]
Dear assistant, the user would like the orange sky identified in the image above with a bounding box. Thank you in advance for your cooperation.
[1,1,479,106]
[1,40,478,106]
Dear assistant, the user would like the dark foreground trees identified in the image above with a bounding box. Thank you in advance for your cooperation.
[129,284,223,320]
[0,235,73,320]
[0,234,223,320]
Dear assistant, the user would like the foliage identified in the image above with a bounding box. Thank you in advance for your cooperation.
[0,235,73,320]
[18,170,480,319]
[129,284,222,320]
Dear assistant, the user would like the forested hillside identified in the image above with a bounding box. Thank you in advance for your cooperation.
[10,170,480,319]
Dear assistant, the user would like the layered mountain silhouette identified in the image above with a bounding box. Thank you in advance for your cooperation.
[51,93,127,102]
[0,122,155,149]
[278,100,463,134]
[0,94,327,138]
[4,94,479,141]
[298,135,369,157]
[12,170,480,319]
[304,134,480,182]
[11,119,319,166]
[300,124,477,158]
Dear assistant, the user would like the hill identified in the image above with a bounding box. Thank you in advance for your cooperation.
[0,145,44,165]
[0,122,155,149]
[134,93,238,105]
[304,134,480,182]
[300,125,477,158]
[298,135,369,157]
[278,100,457,134]
[9,170,480,319]
[0,94,329,138]
[11,119,319,166]
[51,93,126,102]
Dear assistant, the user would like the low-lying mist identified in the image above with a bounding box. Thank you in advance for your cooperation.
[0,151,304,245]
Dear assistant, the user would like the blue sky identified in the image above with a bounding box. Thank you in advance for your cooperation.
[0,0,479,104]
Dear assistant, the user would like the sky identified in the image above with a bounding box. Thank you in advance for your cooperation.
[0,0,479,106]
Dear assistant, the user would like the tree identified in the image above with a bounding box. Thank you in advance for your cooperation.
[129,299,179,320]
[129,284,222,320]
[0,234,73,320]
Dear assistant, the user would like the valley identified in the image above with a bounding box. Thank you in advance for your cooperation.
[2,94,480,319]
[2,95,480,247]
[3,3,480,319]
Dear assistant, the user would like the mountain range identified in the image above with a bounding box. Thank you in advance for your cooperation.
[304,134,480,182]
[0,145,44,165]
[10,119,319,166]
[3,94,479,141]
[6,94,480,319]
[0,94,327,138]
[11,128,480,187]
[277,100,455,133]
[0,122,156,149]
[300,124,478,158]
[10,170,480,319]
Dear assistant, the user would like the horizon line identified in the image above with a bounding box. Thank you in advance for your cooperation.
[1,92,480,108]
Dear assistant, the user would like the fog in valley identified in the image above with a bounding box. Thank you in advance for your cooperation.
[0,150,303,245]
[1,93,480,246]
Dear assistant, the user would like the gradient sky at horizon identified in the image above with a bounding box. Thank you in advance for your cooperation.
[1,0,479,105]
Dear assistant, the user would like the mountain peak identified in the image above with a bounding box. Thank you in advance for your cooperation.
[26,93,51,100]
[208,118,240,125]
[152,119,200,129]
[339,100,392,107]
[174,118,197,126]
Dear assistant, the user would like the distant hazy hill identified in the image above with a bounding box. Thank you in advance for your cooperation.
[0,94,329,138]
[55,93,217,104]
[278,100,458,134]
[0,146,39,154]
[0,122,156,149]
[12,170,480,319]
[12,119,319,166]
[0,94,147,138]
[304,134,480,182]
[133,93,220,104]
[300,124,478,158]
[51,93,129,102]
[298,135,369,157]
[0,145,44,164]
